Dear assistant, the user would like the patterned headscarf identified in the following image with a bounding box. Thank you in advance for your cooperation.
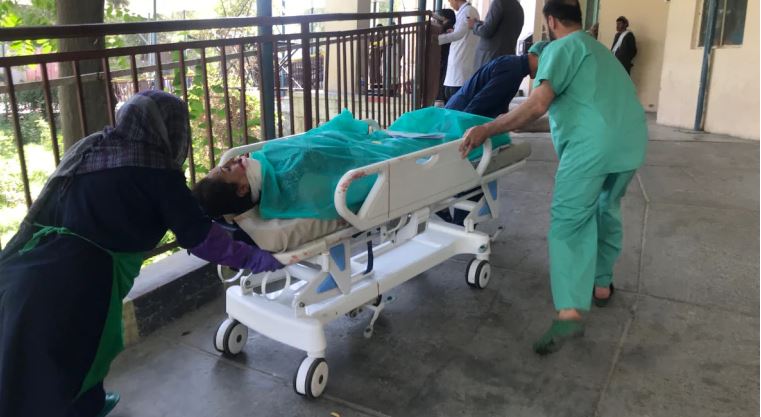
[63,90,190,175]
[0,90,191,260]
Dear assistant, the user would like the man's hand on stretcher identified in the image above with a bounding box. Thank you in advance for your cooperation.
[459,82,556,158]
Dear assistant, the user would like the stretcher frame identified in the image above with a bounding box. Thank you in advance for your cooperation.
[212,134,529,398]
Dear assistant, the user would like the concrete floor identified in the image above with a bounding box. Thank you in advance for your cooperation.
[107,121,760,417]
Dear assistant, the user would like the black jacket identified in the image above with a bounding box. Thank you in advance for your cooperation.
[472,0,524,69]
[611,31,637,73]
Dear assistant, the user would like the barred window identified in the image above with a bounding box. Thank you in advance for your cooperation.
[697,0,748,47]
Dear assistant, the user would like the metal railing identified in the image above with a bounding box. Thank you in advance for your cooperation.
[0,11,435,255]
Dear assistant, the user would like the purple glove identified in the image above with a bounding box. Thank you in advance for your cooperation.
[190,223,284,273]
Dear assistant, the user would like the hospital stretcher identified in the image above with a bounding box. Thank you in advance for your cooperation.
[212,134,531,399]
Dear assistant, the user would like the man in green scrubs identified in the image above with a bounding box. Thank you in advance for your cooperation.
[459,0,648,354]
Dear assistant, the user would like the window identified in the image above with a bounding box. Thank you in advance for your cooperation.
[697,0,748,47]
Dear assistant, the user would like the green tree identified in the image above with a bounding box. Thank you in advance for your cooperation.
[56,0,109,150]
[1,0,146,150]
[0,0,57,53]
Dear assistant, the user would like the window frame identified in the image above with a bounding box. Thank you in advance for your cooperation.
[693,0,747,49]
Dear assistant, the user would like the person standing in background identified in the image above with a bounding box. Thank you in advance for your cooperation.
[446,41,549,118]
[468,0,525,69]
[611,16,637,74]
[434,8,457,103]
[437,0,480,102]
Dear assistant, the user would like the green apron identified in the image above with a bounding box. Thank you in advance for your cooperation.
[20,225,144,397]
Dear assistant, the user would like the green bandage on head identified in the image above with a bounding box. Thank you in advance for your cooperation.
[528,41,550,57]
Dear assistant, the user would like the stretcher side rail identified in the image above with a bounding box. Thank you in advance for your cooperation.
[217,138,523,265]
[335,138,494,231]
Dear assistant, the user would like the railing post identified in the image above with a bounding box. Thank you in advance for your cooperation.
[258,0,276,139]
[301,22,313,131]
[421,17,432,109]
[413,7,426,109]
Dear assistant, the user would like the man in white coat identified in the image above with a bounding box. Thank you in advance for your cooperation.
[437,0,480,102]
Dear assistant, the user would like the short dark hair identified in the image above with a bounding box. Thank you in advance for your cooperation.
[192,176,255,217]
[616,16,629,26]
[542,0,583,25]
[438,8,456,22]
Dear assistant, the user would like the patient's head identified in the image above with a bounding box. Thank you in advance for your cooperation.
[192,156,256,217]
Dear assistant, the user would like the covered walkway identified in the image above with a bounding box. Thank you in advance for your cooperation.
[106,119,759,417]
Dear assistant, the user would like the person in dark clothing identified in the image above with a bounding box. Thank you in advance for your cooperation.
[611,16,637,74]
[0,91,282,417]
[438,41,547,226]
[434,8,457,102]
[446,40,548,118]
[469,0,525,69]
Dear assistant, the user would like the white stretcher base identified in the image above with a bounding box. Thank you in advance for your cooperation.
[225,219,490,357]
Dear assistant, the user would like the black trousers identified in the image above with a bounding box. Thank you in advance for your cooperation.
[442,86,461,105]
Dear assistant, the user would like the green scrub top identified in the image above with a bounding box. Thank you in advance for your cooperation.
[533,30,648,180]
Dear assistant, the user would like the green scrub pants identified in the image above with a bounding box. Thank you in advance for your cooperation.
[549,170,636,311]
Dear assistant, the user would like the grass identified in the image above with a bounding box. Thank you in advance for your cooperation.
[0,141,57,248]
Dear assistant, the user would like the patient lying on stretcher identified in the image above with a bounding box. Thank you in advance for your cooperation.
[192,155,348,253]
[191,107,513,252]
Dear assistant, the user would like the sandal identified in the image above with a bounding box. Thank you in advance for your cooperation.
[592,284,615,308]
[96,392,120,417]
[532,319,585,355]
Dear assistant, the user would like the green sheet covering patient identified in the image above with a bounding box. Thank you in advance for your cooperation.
[192,107,510,220]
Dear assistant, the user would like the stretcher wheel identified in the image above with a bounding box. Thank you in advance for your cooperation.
[293,357,329,399]
[466,259,491,289]
[214,318,248,356]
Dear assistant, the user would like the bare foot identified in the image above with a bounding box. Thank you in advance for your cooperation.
[558,308,582,321]
[594,286,611,300]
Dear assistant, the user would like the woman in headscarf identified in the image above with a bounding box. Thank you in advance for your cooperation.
[0,90,281,417]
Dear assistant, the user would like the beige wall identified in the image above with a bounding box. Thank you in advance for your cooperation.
[532,0,544,42]
[531,0,668,112]
[657,0,759,139]
[597,0,669,112]
[532,0,669,111]
[322,0,372,101]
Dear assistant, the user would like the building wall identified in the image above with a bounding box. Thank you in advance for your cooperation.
[532,0,544,43]
[323,0,372,106]
[597,0,669,112]
[657,0,759,139]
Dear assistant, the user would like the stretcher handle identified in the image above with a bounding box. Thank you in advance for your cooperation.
[334,160,389,228]
[260,269,292,300]
[217,264,245,284]
[474,138,493,176]
[219,142,265,165]
[218,133,300,165]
